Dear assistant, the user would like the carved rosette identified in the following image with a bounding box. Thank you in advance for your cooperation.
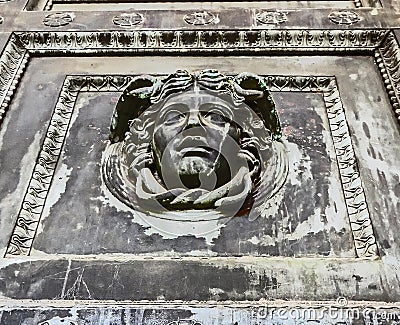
[43,12,74,27]
[256,11,288,25]
[112,12,143,27]
[328,11,361,25]
[184,11,219,25]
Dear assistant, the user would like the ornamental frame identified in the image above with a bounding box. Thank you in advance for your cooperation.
[1,29,399,122]
[4,73,378,258]
[0,28,399,259]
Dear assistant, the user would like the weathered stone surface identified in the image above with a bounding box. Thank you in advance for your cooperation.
[0,0,400,322]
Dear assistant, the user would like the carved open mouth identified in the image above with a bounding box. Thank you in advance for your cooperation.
[180,146,214,158]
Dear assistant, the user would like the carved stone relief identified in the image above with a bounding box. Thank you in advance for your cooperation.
[183,11,219,25]
[112,12,143,27]
[104,70,288,222]
[255,11,288,25]
[328,10,361,25]
[42,12,74,26]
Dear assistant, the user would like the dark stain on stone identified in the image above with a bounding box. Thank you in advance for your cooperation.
[353,110,359,120]
[254,271,280,291]
[329,227,353,255]
[368,284,378,290]
[0,260,69,299]
[0,309,71,325]
[352,274,363,282]
[0,307,194,325]
[382,239,391,249]
[283,231,330,257]
[368,144,376,159]
[362,122,371,139]
[63,260,258,301]
[393,175,400,198]
[377,169,389,195]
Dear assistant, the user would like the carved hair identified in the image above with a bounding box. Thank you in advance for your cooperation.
[110,69,282,143]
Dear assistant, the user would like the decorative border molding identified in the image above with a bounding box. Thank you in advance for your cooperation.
[5,77,79,256]
[0,29,389,127]
[15,30,386,53]
[2,298,400,307]
[1,297,400,310]
[4,74,378,258]
[323,80,378,258]
[0,35,29,123]
[375,32,400,122]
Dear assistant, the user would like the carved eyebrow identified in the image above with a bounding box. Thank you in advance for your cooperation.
[199,103,233,119]
[158,103,189,117]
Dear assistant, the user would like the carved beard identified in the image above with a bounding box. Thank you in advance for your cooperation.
[159,146,232,190]
[103,133,288,218]
[182,159,232,191]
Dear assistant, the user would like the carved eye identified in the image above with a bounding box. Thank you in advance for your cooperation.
[164,110,185,126]
[202,109,229,126]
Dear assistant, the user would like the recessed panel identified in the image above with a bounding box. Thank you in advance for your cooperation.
[26,77,354,257]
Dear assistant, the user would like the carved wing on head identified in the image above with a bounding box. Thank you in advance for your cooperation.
[109,75,157,143]
[234,72,282,139]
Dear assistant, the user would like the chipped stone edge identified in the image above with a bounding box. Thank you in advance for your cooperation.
[4,74,378,259]
[0,297,400,309]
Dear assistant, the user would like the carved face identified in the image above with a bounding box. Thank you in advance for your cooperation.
[151,90,241,189]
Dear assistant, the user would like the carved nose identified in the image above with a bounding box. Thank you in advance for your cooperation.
[184,112,201,130]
